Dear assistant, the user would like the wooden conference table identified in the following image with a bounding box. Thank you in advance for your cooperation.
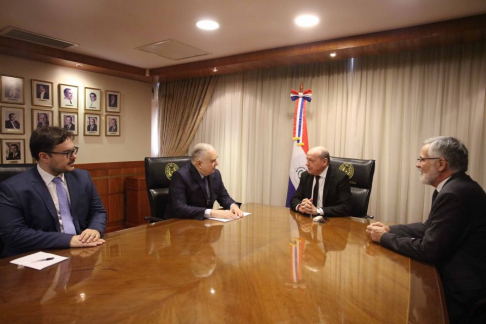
[0,203,447,323]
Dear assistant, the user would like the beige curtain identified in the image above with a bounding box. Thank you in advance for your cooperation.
[190,41,486,224]
[158,76,218,156]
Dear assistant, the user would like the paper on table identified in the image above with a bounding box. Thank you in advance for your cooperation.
[10,251,68,270]
[209,212,251,223]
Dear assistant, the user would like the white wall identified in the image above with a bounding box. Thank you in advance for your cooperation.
[0,54,152,163]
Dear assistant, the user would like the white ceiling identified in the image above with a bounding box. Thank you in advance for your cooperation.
[1,0,486,69]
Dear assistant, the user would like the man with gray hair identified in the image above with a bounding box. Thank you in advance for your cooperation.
[367,136,486,323]
[164,143,243,220]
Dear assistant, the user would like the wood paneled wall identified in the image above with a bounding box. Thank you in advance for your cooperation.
[76,161,145,233]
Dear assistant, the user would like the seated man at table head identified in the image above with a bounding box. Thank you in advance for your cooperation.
[366,136,486,324]
[0,127,106,258]
[164,143,243,220]
[290,146,351,218]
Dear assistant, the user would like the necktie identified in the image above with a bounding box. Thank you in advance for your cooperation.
[313,176,320,207]
[204,177,211,206]
[52,177,76,234]
[432,189,438,205]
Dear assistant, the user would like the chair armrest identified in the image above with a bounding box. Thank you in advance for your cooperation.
[144,216,164,223]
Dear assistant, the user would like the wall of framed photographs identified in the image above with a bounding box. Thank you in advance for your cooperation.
[0,54,152,164]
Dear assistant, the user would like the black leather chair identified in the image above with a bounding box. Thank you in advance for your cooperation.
[144,156,191,222]
[329,157,375,218]
[0,163,37,257]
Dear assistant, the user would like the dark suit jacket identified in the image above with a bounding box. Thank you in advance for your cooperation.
[6,152,20,160]
[87,124,97,132]
[164,163,237,220]
[37,122,49,128]
[37,91,49,99]
[109,126,117,132]
[290,165,352,216]
[64,124,75,131]
[0,168,107,258]
[5,120,20,129]
[380,172,486,322]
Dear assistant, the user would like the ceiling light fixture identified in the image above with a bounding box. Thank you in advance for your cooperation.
[295,15,319,28]
[213,67,218,72]
[197,20,220,30]
[330,52,336,57]
[76,63,82,67]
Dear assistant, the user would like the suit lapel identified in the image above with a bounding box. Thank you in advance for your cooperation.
[322,166,333,206]
[189,164,210,201]
[65,173,81,233]
[30,168,60,231]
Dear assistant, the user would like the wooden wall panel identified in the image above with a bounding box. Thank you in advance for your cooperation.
[76,161,146,233]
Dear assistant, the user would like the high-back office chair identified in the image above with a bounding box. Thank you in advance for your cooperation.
[0,164,37,257]
[329,157,375,218]
[144,156,191,222]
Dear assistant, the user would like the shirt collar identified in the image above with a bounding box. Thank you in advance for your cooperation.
[37,164,65,185]
[436,176,451,192]
[318,166,329,179]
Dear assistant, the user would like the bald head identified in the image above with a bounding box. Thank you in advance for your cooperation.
[306,146,330,175]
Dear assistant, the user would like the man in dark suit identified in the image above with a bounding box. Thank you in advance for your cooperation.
[5,113,21,129]
[6,143,21,160]
[37,85,49,100]
[290,146,351,219]
[108,118,117,132]
[165,143,243,220]
[87,117,97,132]
[0,127,106,258]
[63,115,75,131]
[36,113,49,128]
[367,136,486,324]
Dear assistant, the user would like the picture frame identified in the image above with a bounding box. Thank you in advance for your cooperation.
[1,75,24,105]
[85,113,101,136]
[85,87,101,111]
[1,106,25,135]
[32,108,54,130]
[31,79,53,107]
[59,84,78,109]
[105,114,120,136]
[59,111,78,136]
[2,138,25,164]
[105,90,121,113]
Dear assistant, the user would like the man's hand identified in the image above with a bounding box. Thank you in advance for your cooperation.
[210,209,239,220]
[366,223,390,243]
[230,204,244,217]
[298,198,317,215]
[79,229,101,243]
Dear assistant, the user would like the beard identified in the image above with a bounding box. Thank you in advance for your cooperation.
[419,165,439,185]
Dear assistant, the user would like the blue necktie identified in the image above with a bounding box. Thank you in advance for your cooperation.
[52,177,76,235]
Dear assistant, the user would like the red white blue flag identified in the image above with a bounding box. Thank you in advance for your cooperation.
[286,87,312,207]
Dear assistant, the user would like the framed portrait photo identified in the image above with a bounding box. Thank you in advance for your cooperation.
[32,108,54,130]
[1,106,25,135]
[85,87,101,111]
[59,111,78,135]
[106,114,120,136]
[31,79,53,107]
[85,113,101,136]
[1,139,25,164]
[59,84,78,109]
[105,90,121,113]
[1,75,24,105]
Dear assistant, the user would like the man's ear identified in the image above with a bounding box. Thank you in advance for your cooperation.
[38,152,49,163]
[437,158,447,171]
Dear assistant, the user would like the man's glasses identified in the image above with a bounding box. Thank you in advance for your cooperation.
[46,147,78,159]
[416,157,440,163]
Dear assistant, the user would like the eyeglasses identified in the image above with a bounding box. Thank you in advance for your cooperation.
[416,157,440,163]
[46,147,78,159]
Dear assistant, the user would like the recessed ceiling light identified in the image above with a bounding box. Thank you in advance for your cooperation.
[197,20,219,30]
[212,67,218,72]
[330,52,336,57]
[76,63,82,67]
[295,15,319,28]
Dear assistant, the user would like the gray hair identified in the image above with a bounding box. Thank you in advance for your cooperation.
[423,136,468,172]
[191,143,214,162]
[320,148,330,162]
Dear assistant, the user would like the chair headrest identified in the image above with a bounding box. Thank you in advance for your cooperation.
[329,157,375,190]
[144,156,191,189]
[0,164,37,184]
